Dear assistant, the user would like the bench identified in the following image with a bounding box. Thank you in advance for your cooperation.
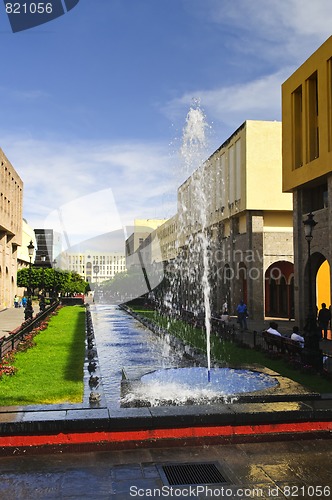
[262,331,303,358]
[283,337,303,358]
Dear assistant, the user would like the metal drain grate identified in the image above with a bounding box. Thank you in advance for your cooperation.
[160,462,227,486]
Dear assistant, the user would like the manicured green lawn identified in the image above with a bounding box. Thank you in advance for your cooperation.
[131,306,332,394]
[0,306,86,406]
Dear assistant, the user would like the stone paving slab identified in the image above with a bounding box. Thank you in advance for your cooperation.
[0,306,26,336]
[0,438,331,499]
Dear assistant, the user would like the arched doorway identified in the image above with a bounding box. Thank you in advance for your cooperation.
[316,259,331,310]
[265,261,294,318]
[304,252,330,318]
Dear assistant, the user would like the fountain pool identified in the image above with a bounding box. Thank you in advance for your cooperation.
[121,366,279,407]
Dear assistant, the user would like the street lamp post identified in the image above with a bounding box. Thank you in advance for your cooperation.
[93,265,99,302]
[302,212,322,370]
[41,254,46,292]
[26,240,35,320]
[52,259,57,302]
[39,254,47,312]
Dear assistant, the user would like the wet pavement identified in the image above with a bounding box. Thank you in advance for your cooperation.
[0,438,332,499]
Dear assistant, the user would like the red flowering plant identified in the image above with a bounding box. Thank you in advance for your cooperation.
[0,305,62,380]
[0,351,18,378]
[17,332,36,352]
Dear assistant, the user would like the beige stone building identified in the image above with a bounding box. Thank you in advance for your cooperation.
[0,149,23,309]
[16,219,37,297]
[282,35,332,327]
[65,250,126,284]
[149,121,294,320]
[125,219,168,269]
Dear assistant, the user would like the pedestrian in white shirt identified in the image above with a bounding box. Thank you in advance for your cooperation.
[291,326,305,348]
[266,321,282,337]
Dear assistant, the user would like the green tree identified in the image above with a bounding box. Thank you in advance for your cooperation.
[17,268,89,297]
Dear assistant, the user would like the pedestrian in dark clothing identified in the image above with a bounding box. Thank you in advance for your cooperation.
[236,300,248,330]
[24,300,34,321]
[318,303,331,340]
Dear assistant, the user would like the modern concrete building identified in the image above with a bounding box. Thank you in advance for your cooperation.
[34,229,62,267]
[282,35,332,327]
[0,149,23,309]
[150,121,294,320]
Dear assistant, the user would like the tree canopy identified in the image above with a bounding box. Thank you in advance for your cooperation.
[17,267,89,296]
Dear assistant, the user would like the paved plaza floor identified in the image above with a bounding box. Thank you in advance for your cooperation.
[0,438,332,499]
[0,306,26,336]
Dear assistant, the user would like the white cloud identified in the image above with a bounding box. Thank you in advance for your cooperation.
[44,189,123,251]
[164,68,291,132]
[165,0,332,137]
[0,135,179,232]
[0,86,49,102]
[204,0,332,57]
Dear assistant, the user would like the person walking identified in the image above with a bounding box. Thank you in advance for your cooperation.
[318,303,331,340]
[13,295,19,308]
[236,300,248,330]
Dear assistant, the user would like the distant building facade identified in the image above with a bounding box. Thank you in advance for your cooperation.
[282,35,332,326]
[34,229,62,267]
[0,149,23,309]
[125,219,168,269]
[148,121,294,320]
[65,251,126,284]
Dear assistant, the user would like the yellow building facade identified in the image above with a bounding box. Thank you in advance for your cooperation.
[282,35,332,326]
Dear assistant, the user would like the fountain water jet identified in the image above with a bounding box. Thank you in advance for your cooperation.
[115,104,286,407]
[179,100,212,381]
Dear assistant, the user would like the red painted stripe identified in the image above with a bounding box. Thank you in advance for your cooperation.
[0,421,331,448]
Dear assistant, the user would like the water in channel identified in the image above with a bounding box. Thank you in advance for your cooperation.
[90,304,185,409]
[90,305,278,408]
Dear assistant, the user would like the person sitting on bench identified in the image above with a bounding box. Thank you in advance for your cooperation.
[290,326,305,348]
[266,321,282,336]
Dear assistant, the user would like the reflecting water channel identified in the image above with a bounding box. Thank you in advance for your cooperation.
[90,305,279,408]
[91,305,184,409]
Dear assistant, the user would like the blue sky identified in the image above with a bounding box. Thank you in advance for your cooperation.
[1,0,332,245]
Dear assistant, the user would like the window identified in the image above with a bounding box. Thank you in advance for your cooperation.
[303,182,328,212]
[228,145,235,203]
[292,85,303,168]
[306,71,319,162]
[328,57,332,151]
[235,139,241,200]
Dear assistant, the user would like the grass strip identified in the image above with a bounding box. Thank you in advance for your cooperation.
[0,305,86,406]
[130,306,332,394]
